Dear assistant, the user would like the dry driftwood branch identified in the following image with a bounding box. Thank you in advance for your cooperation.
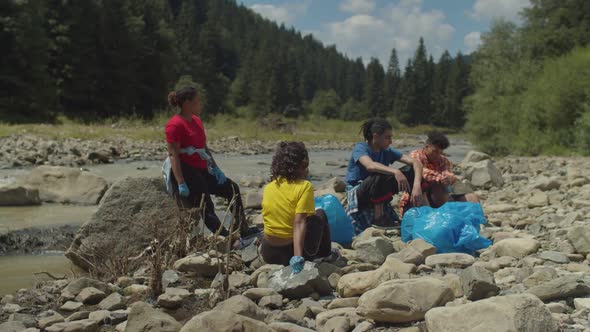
[33,271,66,280]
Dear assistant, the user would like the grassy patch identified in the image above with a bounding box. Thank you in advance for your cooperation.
[0,113,458,143]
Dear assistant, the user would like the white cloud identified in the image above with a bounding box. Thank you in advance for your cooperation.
[468,0,530,22]
[250,1,312,25]
[464,31,482,52]
[324,15,387,61]
[339,0,376,14]
[319,0,455,66]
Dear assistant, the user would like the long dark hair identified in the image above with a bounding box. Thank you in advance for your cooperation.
[270,141,308,181]
[360,118,392,142]
[167,86,197,108]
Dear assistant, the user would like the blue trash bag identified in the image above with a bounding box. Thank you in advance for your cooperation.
[401,202,491,255]
[314,194,355,245]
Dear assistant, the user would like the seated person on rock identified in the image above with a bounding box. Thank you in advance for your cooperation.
[345,118,424,234]
[261,142,332,273]
[399,131,480,216]
[164,86,257,246]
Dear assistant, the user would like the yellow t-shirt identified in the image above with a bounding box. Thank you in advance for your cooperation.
[262,178,316,239]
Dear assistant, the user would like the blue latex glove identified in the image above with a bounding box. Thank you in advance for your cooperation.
[211,166,227,185]
[289,256,304,274]
[178,183,190,197]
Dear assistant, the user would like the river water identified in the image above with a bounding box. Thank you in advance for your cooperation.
[0,140,472,295]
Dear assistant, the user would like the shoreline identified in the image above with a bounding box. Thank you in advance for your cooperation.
[0,133,428,169]
[0,224,79,256]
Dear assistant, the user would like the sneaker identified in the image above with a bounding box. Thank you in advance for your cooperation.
[241,226,262,238]
[233,228,263,250]
[313,248,342,264]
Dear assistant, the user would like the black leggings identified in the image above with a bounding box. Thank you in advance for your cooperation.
[171,161,248,237]
[260,209,331,266]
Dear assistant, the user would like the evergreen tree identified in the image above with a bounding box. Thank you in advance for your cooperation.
[173,0,200,78]
[432,50,453,126]
[364,58,386,117]
[94,0,140,119]
[409,37,432,125]
[196,20,230,115]
[384,48,400,116]
[1,0,55,122]
[447,52,471,127]
[129,0,176,118]
[522,0,590,59]
[2,0,395,123]
[395,59,416,124]
[343,58,364,101]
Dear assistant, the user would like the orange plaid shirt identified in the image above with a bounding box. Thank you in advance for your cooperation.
[399,149,456,215]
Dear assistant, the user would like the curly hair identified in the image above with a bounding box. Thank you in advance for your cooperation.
[270,141,309,181]
[426,131,450,150]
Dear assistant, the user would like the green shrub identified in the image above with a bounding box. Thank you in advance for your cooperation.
[518,47,590,154]
[340,98,369,121]
[467,19,590,156]
[310,90,342,119]
[575,108,590,154]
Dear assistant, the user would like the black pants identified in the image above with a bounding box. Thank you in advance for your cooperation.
[260,209,331,266]
[171,161,248,237]
[356,173,400,209]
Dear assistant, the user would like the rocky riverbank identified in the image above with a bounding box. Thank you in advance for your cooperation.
[0,225,79,255]
[1,152,590,331]
[0,134,422,168]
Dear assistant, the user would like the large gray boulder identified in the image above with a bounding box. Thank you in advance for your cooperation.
[65,177,178,270]
[352,237,395,265]
[125,302,181,332]
[389,238,436,265]
[0,184,40,206]
[173,253,222,277]
[266,262,332,299]
[315,307,364,331]
[461,151,491,166]
[24,166,108,204]
[61,277,109,299]
[463,160,504,189]
[425,293,557,332]
[567,226,590,255]
[356,277,454,323]
[337,256,414,298]
[493,238,540,258]
[531,176,562,191]
[45,319,98,332]
[425,253,475,268]
[213,295,267,321]
[180,310,274,332]
[460,266,500,301]
[0,321,27,332]
[157,288,191,309]
[527,275,590,302]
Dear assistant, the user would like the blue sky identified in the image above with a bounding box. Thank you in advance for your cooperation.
[238,0,530,66]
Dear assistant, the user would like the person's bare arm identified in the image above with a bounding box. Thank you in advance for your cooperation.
[358,155,411,192]
[167,142,184,184]
[399,155,424,205]
[441,158,456,184]
[292,213,307,257]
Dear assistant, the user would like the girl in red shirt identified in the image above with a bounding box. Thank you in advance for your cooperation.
[165,86,251,240]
